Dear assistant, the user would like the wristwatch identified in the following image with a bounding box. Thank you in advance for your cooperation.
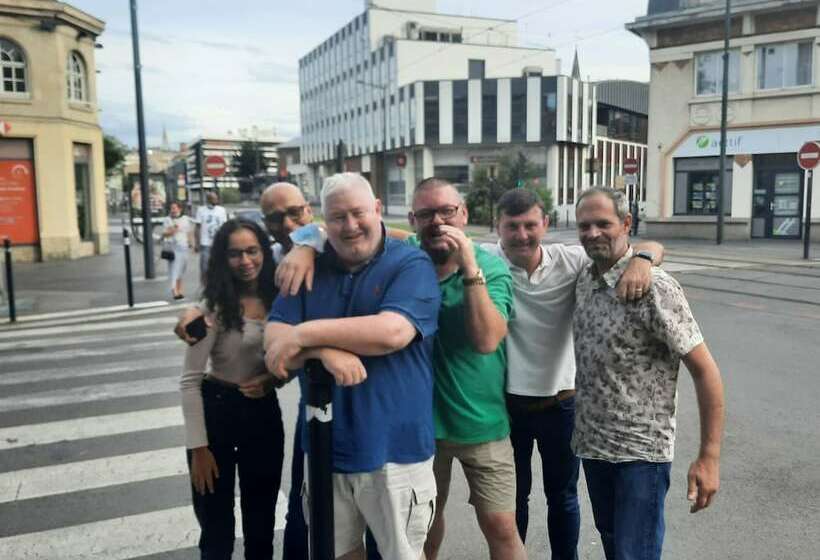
[633,250,654,263]
[462,268,486,287]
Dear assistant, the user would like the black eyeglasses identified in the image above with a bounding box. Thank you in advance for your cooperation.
[264,205,307,225]
[411,205,460,222]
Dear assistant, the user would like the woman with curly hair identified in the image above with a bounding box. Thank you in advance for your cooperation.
[180,218,284,559]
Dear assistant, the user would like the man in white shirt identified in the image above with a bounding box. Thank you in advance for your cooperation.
[194,191,228,285]
[483,188,663,560]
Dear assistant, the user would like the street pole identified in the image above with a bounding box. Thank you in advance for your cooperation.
[3,238,15,323]
[123,228,135,307]
[304,359,335,560]
[716,0,731,245]
[805,169,814,260]
[129,0,155,277]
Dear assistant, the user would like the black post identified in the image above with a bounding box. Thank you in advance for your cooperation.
[805,169,814,260]
[716,0,731,245]
[3,238,15,323]
[305,359,335,560]
[123,228,135,308]
[130,0,155,277]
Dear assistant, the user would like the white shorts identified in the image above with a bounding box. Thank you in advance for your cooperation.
[303,457,436,559]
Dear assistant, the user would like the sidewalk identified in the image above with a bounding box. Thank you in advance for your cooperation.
[1,224,199,319]
[2,221,818,320]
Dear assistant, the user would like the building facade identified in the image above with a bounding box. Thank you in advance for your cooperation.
[0,0,106,262]
[275,136,315,200]
[298,0,596,215]
[629,0,820,240]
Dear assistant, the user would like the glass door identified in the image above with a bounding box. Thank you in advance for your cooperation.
[752,168,803,239]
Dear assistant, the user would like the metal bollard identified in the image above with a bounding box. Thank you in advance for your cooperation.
[305,359,335,560]
[3,238,15,322]
[123,229,135,308]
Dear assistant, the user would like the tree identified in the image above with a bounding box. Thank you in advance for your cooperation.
[232,141,269,195]
[465,150,553,226]
[103,135,127,177]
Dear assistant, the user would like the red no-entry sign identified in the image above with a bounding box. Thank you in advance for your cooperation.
[623,158,639,175]
[797,141,820,170]
[204,155,227,178]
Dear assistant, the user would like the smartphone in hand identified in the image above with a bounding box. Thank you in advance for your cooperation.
[184,315,208,344]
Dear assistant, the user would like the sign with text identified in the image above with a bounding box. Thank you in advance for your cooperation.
[797,141,820,170]
[204,155,227,178]
[0,160,38,244]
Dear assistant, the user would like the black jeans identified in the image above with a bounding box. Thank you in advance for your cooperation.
[188,378,285,560]
[508,394,580,560]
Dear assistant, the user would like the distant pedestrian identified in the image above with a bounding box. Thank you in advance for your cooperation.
[194,191,228,286]
[572,187,724,560]
[162,201,194,300]
[180,218,284,559]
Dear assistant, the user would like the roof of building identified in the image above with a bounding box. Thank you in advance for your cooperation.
[595,80,649,115]
[0,0,105,36]
[631,0,801,30]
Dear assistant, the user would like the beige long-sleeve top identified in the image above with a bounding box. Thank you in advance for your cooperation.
[180,311,267,449]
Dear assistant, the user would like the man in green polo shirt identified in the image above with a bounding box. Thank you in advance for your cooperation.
[408,178,525,560]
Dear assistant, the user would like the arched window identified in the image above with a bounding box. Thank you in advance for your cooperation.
[66,51,87,102]
[0,38,27,95]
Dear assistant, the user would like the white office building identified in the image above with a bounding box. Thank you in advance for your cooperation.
[299,0,596,215]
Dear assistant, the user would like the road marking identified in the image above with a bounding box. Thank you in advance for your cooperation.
[12,301,170,324]
[0,316,179,341]
[0,357,181,386]
[0,447,190,503]
[0,378,178,413]
[0,340,178,366]
[0,406,182,450]
[0,489,287,558]
[0,329,172,352]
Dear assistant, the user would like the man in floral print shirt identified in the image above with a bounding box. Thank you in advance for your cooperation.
[572,187,725,560]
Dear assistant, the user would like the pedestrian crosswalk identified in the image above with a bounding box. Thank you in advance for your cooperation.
[0,306,294,559]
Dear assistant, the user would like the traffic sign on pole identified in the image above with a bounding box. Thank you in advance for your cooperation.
[204,155,227,178]
[797,141,820,170]
[623,158,639,175]
[798,141,819,260]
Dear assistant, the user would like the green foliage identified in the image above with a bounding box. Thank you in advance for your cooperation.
[103,135,127,177]
[232,141,269,194]
[464,150,554,226]
[218,188,242,204]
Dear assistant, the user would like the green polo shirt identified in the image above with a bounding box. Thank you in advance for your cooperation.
[408,236,514,444]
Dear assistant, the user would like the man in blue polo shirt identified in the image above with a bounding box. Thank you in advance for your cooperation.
[264,172,441,560]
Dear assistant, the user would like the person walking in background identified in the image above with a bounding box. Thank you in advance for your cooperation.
[194,191,228,286]
[181,218,285,559]
[162,201,194,300]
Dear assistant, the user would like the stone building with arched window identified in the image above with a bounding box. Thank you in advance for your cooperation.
[0,1,106,261]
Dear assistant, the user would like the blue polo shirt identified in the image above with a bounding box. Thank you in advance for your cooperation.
[268,235,441,473]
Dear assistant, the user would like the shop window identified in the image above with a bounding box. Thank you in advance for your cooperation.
[0,38,27,95]
[67,51,88,102]
[757,41,812,89]
[433,165,469,189]
[673,157,732,215]
[695,49,740,96]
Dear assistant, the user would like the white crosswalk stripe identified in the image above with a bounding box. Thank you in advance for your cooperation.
[0,306,291,559]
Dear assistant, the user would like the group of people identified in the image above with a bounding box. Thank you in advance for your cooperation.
[174,173,725,560]
[162,191,229,299]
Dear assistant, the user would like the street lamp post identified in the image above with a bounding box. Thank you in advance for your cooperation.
[716,0,731,245]
[357,79,389,216]
[129,0,154,277]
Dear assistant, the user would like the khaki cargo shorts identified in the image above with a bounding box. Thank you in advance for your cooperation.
[303,457,436,559]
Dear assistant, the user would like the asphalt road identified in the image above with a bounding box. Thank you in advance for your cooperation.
[0,257,818,559]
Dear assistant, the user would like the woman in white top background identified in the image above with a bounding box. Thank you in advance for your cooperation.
[180,218,284,559]
[162,201,194,300]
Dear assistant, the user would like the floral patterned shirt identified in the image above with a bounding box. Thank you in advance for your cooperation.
[572,248,704,462]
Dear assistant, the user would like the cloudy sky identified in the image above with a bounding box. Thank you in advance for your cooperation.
[69,0,651,148]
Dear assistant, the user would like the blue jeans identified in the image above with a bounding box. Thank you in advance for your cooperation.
[582,459,671,560]
[189,378,284,560]
[508,394,580,560]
